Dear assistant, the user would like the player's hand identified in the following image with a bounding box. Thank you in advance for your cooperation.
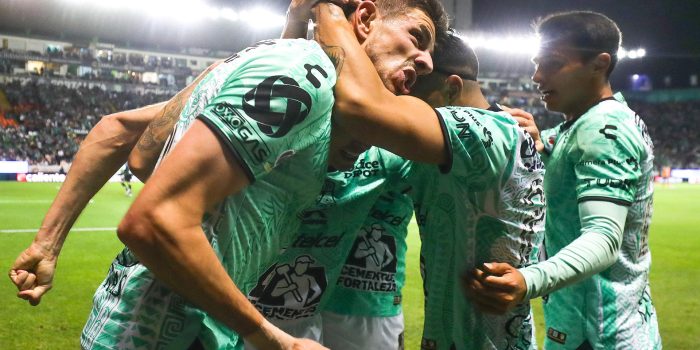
[501,107,544,152]
[247,320,330,350]
[288,282,299,291]
[8,242,57,305]
[462,262,527,314]
[287,0,367,22]
[368,247,376,254]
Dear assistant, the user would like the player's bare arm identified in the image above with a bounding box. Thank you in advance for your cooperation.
[8,101,166,306]
[128,60,221,180]
[314,2,447,164]
[118,119,327,350]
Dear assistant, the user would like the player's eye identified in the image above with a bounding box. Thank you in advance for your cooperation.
[410,29,425,49]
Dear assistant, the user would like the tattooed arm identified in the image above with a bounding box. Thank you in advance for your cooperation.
[128,61,220,181]
[314,3,446,164]
[9,101,166,305]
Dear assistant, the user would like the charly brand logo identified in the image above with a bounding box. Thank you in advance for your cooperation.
[242,75,313,138]
[248,255,327,320]
[599,124,618,140]
[337,224,398,292]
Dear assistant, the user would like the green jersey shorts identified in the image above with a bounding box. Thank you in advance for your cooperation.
[408,106,546,350]
[540,93,660,350]
[81,38,336,350]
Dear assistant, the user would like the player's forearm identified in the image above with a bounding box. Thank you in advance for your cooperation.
[117,213,265,337]
[33,103,166,255]
[315,3,445,164]
[520,201,627,299]
[281,10,310,39]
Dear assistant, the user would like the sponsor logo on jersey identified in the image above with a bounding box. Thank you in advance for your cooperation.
[291,232,344,248]
[242,75,313,138]
[248,255,327,320]
[581,178,634,189]
[212,102,271,164]
[343,159,381,178]
[547,327,567,344]
[336,223,398,292]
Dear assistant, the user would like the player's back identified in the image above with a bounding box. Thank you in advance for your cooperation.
[407,106,545,350]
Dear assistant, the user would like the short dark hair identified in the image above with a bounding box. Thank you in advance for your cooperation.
[535,11,622,77]
[375,0,449,40]
[433,30,479,81]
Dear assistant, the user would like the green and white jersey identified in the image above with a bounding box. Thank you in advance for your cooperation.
[323,183,413,318]
[540,93,660,349]
[410,106,546,350]
[240,147,411,324]
[81,39,336,350]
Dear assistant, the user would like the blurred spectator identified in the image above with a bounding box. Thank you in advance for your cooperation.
[1,79,698,169]
[0,79,171,165]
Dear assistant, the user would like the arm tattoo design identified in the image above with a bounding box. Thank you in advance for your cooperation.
[321,44,346,76]
[136,92,187,151]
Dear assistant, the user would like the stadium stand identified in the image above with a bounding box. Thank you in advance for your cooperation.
[0,78,171,166]
[2,79,698,169]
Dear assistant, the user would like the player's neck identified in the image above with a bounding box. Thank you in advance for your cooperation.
[565,83,614,121]
[453,89,490,110]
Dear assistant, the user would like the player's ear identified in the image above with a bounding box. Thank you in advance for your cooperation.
[351,1,378,43]
[591,52,612,77]
[446,75,464,104]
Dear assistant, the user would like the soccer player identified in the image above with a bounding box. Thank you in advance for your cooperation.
[8,62,219,307]
[465,11,661,350]
[313,5,546,349]
[22,3,444,350]
[118,164,133,197]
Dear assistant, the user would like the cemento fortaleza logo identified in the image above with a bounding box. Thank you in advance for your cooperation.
[337,223,398,292]
[243,75,313,138]
[248,255,327,320]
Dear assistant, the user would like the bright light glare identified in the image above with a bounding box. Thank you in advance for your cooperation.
[60,0,284,28]
[464,34,540,57]
[462,33,647,61]
[617,47,645,60]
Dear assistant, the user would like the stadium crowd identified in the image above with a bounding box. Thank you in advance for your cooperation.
[0,78,698,169]
[0,79,170,165]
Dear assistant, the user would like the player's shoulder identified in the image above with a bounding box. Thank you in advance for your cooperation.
[576,94,645,142]
[436,106,517,127]
[578,94,637,127]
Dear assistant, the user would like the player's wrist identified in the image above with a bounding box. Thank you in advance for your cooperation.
[286,3,313,24]
[245,319,293,350]
[31,236,63,259]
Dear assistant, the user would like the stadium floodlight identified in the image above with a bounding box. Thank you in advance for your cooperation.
[464,34,540,57]
[242,7,286,30]
[459,32,648,62]
[58,0,284,27]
